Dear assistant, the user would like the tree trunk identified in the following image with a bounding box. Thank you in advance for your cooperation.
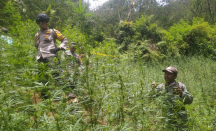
[127,1,135,21]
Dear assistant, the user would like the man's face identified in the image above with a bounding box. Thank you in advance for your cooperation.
[70,45,76,52]
[38,22,48,29]
[164,71,177,83]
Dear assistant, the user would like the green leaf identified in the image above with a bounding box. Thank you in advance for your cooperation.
[81,5,86,12]
[84,13,94,18]
[79,0,82,11]
[73,6,81,14]
[72,116,83,131]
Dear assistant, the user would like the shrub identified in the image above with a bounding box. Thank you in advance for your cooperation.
[115,20,134,45]
[128,40,166,63]
[133,15,163,43]
[163,18,216,59]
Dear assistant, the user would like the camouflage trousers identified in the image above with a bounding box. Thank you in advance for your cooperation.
[62,67,80,94]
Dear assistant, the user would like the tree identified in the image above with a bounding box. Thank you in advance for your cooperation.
[0,0,20,27]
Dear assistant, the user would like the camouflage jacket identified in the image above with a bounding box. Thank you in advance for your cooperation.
[154,82,193,105]
[61,50,81,72]
[34,29,68,60]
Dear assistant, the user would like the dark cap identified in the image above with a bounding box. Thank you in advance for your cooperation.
[36,13,49,23]
[162,66,178,74]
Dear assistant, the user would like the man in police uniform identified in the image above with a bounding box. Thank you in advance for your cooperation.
[34,13,68,98]
[152,66,193,130]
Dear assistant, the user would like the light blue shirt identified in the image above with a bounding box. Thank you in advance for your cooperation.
[1,35,13,50]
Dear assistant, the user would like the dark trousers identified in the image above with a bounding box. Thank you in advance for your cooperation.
[37,57,60,99]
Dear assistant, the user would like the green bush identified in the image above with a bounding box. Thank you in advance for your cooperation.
[115,20,134,45]
[163,18,216,59]
[133,15,163,43]
[128,40,166,63]
[92,32,105,44]
[1,17,216,130]
[62,25,87,47]
[116,15,165,59]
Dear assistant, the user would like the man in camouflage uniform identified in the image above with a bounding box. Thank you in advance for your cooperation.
[61,42,82,99]
[152,66,193,131]
[34,13,68,98]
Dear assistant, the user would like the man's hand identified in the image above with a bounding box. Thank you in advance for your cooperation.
[173,87,183,96]
[177,87,183,96]
[59,47,66,51]
[50,48,61,54]
[151,81,156,89]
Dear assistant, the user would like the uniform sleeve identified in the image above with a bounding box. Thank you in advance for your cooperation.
[181,84,193,104]
[53,29,68,50]
[150,84,164,97]
[78,56,82,65]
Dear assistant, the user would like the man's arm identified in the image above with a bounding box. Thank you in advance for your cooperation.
[151,82,164,97]
[53,29,68,50]
[78,55,82,66]
[181,84,193,104]
[59,37,68,50]
[34,33,39,50]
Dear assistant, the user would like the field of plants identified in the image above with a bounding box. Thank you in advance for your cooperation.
[1,0,216,130]
[0,21,216,130]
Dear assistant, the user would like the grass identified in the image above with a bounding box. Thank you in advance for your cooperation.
[0,36,216,130]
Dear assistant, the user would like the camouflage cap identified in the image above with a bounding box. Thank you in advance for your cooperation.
[70,42,77,45]
[162,66,178,74]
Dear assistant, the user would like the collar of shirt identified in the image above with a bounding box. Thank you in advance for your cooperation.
[166,81,176,87]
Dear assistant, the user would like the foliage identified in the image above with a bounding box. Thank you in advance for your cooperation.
[133,15,163,43]
[163,18,216,59]
[192,0,216,24]
[0,0,21,27]
[1,35,216,130]
[92,38,119,57]
[115,20,134,53]
[128,40,166,63]
[62,25,87,47]
[91,0,132,37]
[92,32,105,43]
[1,0,216,130]
[116,20,134,44]
[70,0,94,35]
[117,15,166,62]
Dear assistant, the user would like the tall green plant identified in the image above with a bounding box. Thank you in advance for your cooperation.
[72,0,94,34]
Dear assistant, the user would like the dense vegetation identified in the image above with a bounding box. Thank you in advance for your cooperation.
[0,0,216,130]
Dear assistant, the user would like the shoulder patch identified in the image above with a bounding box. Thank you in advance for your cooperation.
[35,32,40,42]
[53,29,65,41]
